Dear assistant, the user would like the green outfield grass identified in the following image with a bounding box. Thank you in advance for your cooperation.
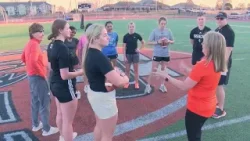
[1,18,250,141]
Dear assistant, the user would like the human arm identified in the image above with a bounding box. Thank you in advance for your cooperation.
[97,55,129,88]
[148,30,162,45]
[138,33,145,50]
[190,29,194,45]
[153,63,204,91]
[58,46,83,80]
[123,35,127,62]
[167,29,174,44]
[225,31,235,62]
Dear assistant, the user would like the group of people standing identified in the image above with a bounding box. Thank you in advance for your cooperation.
[21,11,235,141]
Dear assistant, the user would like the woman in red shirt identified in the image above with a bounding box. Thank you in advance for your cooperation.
[154,31,227,141]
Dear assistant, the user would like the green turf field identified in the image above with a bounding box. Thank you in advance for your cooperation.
[0,19,250,141]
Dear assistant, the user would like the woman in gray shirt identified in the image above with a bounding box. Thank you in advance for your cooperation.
[145,17,174,94]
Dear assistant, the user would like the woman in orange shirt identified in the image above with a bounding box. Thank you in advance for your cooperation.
[154,31,227,141]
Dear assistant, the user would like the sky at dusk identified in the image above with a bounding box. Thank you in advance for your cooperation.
[0,0,250,10]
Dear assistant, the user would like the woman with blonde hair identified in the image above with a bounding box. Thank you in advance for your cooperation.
[82,24,129,141]
[154,31,227,141]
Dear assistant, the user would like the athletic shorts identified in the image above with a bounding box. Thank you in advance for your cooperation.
[192,51,204,65]
[87,87,118,119]
[218,68,231,86]
[107,54,118,60]
[153,56,170,62]
[126,53,139,64]
[50,80,77,103]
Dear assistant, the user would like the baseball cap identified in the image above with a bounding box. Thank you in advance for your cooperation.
[215,12,227,19]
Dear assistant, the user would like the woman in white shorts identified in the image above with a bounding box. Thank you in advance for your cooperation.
[82,24,129,141]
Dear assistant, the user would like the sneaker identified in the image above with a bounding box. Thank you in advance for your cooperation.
[84,85,89,94]
[124,83,129,89]
[159,84,167,93]
[42,126,59,136]
[32,121,43,132]
[135,83,139,89]
[76,91,81,99]
[145,84,152,94]
[212,108,226,119]
[59,132,78,141]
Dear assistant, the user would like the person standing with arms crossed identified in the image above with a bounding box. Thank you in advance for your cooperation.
[102,21,119,67]
[82,24,129,141]
[213,12,235,119]
[145,17,174,94]
[123,22,145,89]
[190,13,211,65]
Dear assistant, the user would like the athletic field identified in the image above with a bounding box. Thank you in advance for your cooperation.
[0,18,249,141]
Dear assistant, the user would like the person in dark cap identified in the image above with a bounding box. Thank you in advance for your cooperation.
[213,11,235,119]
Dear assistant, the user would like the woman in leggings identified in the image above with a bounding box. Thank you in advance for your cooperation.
[82,24,129,141]
[154,31,227,141]
[48,19,83,141]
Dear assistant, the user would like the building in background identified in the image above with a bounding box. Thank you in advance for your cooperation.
[0,1,53,16]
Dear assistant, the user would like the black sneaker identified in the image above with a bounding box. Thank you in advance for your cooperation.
[212,108,226,119]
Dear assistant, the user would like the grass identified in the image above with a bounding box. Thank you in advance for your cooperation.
[1,18,250,141]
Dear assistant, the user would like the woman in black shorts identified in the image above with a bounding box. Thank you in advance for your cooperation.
[82,24,129,141]
[48,19,83,141]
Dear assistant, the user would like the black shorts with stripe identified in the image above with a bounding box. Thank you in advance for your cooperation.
[153,56,170,62]
[50,79,77,103]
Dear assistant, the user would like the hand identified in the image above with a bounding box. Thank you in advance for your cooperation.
[179,61,191,74]
[152,67,169,79]
[157,39,163,44]
[136,48,140,53]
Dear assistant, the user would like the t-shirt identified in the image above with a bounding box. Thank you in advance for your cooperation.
[64,38,79,52]
[190,26,211,53]
[102,32,119,56]
[47,41,54,63]
[21,38,47,78]
[77,35,87,64]
[188,60,221,118]
[215,24,235,68]
[149,28,174,57]
[49,40,76,85]
[64,38,79,66]
[85,48,113,92]
[123,32,143,54]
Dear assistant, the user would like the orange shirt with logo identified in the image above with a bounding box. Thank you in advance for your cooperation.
[21,39,48,78]
[188,60,220,118]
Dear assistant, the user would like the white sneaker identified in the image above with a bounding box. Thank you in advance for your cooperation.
[145,84,152,94]
[59,132,78,141]
[76,91,81,99]
[32,121,43,132]
[42,126,59,136]
[159,84,167,93]
[84,85,89,94]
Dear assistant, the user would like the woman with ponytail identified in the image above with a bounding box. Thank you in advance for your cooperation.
[82,24,129,141]
[49,19,83,141]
